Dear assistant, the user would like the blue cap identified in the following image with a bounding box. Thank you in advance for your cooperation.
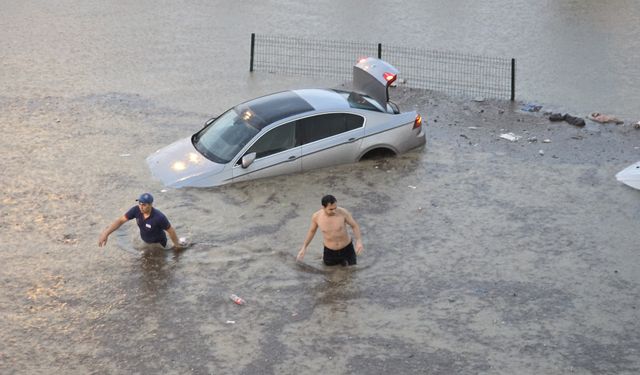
[136,193,154,204]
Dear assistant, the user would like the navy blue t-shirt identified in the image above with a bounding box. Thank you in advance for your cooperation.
[125,206,171,246]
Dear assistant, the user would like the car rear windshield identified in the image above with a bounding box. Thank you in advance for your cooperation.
[192,91,314,164]
[333,90,385,113]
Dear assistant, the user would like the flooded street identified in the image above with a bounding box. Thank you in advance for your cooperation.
[2,1,639,374]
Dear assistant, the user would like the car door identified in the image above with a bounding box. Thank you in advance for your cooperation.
[232,120,301,183]
[299,113,365,171]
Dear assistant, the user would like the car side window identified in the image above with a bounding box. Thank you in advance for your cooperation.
[244,121,298,160]
[345,113,364,131]
[299,113,364,145]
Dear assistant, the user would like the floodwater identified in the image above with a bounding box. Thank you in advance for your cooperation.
[1,1,639,374]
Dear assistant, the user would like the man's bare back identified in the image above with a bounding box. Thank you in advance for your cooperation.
[297,195,363,264]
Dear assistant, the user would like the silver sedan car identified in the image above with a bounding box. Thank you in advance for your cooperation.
[146,57,426,188]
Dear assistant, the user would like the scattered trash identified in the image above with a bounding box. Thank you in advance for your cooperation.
[226,320,236,324]
[408,185,417,189]
[539,150,545,156]
[160,189,168,193]
[499,133,521,142]
[521,103,542,112]
[634,121,640,129]
[472,97,485,102]
[468,126,479,130]
[543,139,551,143]
[460,134,469,139]
[615,161,640,190]
[119,153,131,157]
[549,113,565,122]
[564,114,585,127]
[548,113,585,126]
[230,294,245,305]
[588,112,623,124]
[527,136,538,143]
[60,234,78,244]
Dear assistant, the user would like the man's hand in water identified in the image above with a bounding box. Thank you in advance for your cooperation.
[355,240,364,255]
[296,247,306,262]
[172,238,188,251]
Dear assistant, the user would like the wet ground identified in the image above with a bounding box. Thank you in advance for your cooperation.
[2,85,639,374]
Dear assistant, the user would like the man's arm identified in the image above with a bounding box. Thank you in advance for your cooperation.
[344,209,364,255]
[297,215,319,261]
[98,215,128,247]
[166,225,183,250]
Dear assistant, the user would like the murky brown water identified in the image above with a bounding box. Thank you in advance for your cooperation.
[2,1,639,374]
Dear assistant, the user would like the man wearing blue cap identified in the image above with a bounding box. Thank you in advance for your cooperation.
[98,193,184,249]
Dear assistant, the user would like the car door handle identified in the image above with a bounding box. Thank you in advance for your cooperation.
[288,155,297,160]
[348,137,358,142]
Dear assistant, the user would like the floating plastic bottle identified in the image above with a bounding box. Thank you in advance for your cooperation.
[230,294,245,305]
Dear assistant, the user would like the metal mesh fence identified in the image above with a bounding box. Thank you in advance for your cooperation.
[383,45,513,100]
[251,34,514,100]
[252,34,380,82]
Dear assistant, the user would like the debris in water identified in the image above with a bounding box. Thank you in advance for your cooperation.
[499,133,521,142]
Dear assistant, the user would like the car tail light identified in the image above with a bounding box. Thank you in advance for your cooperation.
[383,72,397,86]
[413,114,423,129]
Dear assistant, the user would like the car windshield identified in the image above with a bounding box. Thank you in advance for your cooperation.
[192,91,315,164]
[192,108,261,164]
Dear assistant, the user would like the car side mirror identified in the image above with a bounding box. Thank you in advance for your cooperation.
[204,117,217,128]
[241,152,256,168]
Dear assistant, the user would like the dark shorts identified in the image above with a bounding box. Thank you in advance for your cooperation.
[323,241,357,266]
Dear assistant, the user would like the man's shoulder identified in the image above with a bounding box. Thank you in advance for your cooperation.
[152,208,168,220]
[336,207,350,216]
[125,206,139,219]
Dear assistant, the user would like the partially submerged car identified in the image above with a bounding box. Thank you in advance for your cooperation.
[146,57,426,188]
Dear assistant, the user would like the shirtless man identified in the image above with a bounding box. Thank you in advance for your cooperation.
[297,195,364,266]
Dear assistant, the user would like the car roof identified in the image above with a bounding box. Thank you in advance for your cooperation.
[236,89,352,131]
[236,90,315,129]
[293,89,350,111]
[235,88,382,131]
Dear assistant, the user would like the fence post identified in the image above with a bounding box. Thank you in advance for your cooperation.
[250,33,255,72]
[510,58,516,101]
[378,43,382,59]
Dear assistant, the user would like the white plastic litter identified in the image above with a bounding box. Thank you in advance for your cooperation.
[499,133,520,142]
